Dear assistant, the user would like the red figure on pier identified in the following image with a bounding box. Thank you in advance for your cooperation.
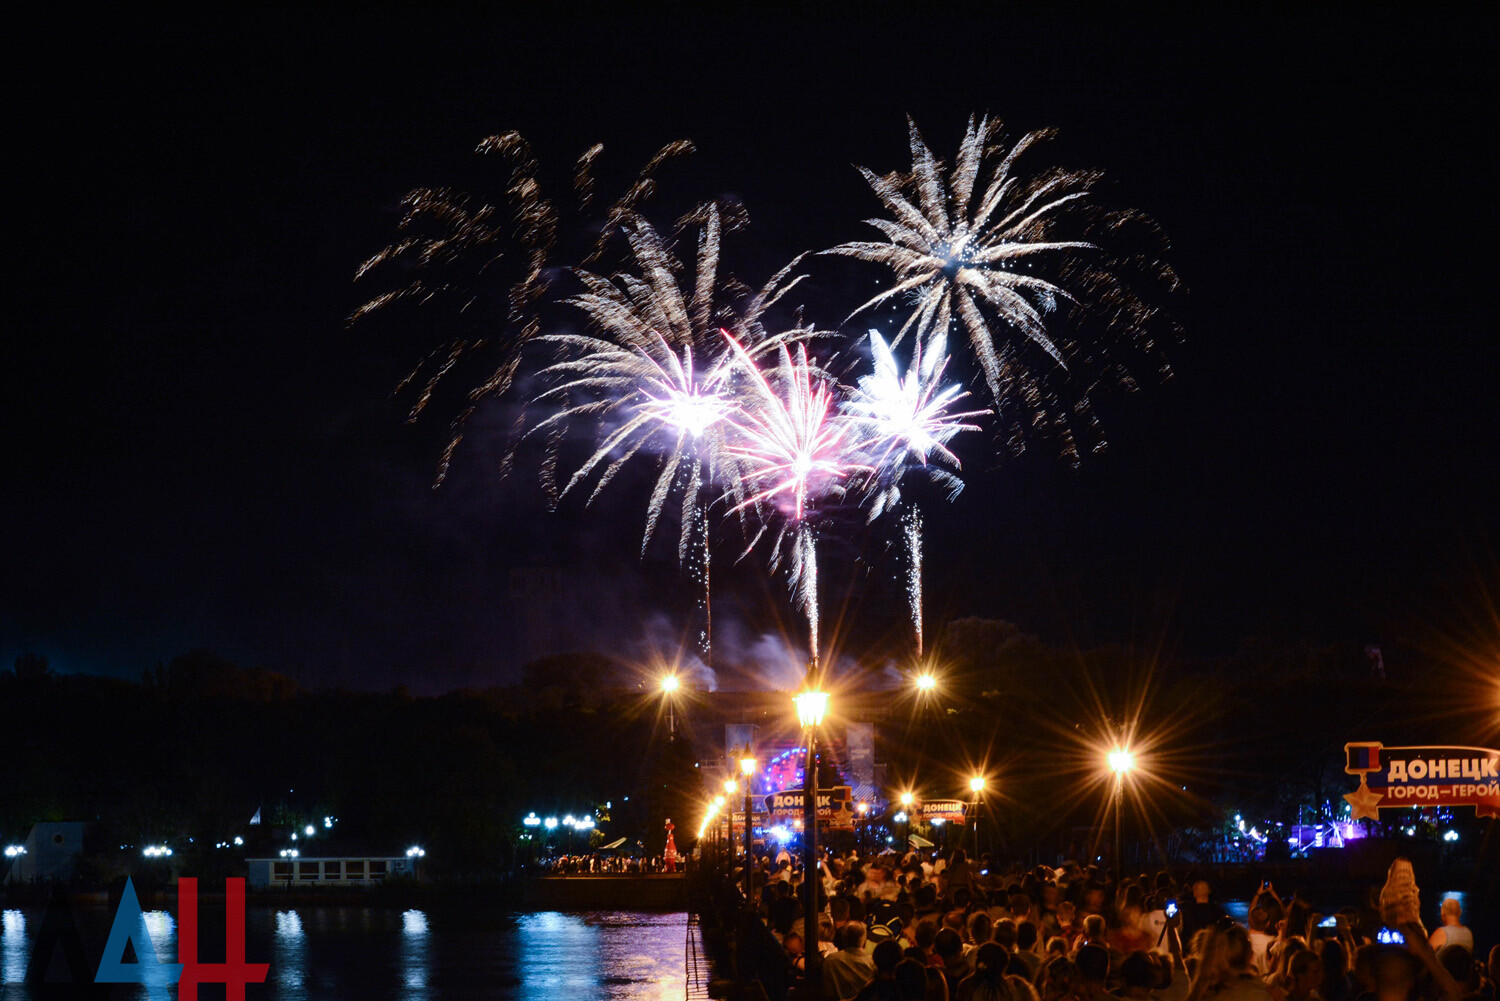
[663,818,678,872]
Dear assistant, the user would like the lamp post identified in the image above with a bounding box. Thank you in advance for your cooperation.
[794,687,829,996]
[856,802,869,854]
[1108,749,1134,888]
[899,792,914,854]
[723,780,738,872]
[740,746,757,905]
[969,775,985,860]
[661,674,680,740]
[713,795,726,865]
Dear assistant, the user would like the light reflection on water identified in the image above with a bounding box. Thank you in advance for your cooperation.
[0,905,689,999]
[3,910,27,985]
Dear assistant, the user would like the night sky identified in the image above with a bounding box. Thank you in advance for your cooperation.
[6,8,1495,693]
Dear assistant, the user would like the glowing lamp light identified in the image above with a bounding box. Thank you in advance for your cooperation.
[324,817,334,829]
[142,845,172,858]
[713,795,726,809]
[233,836,243,846]
[794,690,829,728]
[740,753,757,777]
[857,802,869,815]
[660,674,680,694]
[1108,749,1135,774]
[304,825,315,837]
[406,846,426,858]
[544,817,558,830]
[931,818,946,827]
[915,673,937,692]
[893,812,907,823]
[574,817,594,831]
[1443,830,1459,842]
[4,846,26,858]
[969,775,986,793]
[523,813,541,827]
[899,792,914,808]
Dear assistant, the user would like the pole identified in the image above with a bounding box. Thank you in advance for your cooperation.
[1114,773,1123,890]
[743,774,754,905]
[802,721,820,996]
[972,796,980,861]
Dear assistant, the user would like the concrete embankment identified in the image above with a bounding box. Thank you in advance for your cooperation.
[521,874,688,910]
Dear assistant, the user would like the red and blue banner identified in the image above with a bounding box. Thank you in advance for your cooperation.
[1343,742,1500,819]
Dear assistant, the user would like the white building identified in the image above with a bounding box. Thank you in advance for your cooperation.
[245,855,420,889]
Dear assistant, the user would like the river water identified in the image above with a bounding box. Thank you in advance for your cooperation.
[1,905,692,999]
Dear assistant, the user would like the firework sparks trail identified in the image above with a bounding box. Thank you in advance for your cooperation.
[843,328,987,656]
[350,131,694,483]
[903,506,924,657]
[828,115,1180,463]
[530,205,812,664]
[725,338,874,665]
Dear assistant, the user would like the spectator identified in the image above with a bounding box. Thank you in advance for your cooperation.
[826,921,879,1000]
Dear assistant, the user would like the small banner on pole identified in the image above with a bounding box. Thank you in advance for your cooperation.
[1343,742,1500,819]
[764,786,855,830]
[918,800,968,824]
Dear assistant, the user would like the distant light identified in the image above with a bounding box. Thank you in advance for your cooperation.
[661,675,680,694]
[304,825,315,837]
[523,813,541,827]
[969,775,985,793]
[544,817,558,830]
[931,818,946,827]
[291,833,297,841]
[3,846,25,858]
[1443,830,1459,842]
[915,673,937,693]
[899,792,914,807]
[724,779,738,795]
[857,802,869,815]
[142,845,172,858]
[1108,750,1134,774]
[564,815,575,827]
[406,846,426,858]
[233,836,244,846]
[893,812,907,823]
[323,817,334,829]
[574,817,594,830]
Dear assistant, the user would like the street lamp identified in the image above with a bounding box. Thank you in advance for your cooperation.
[856,802,869,853]
[723,780,738,861]
[899,791,915,852]
[1109,749,1134,887]
[914,672,937,694]
[793,686,829,993]
[661,674,680,739]
[969,775,985,860]
[740,746,757,903]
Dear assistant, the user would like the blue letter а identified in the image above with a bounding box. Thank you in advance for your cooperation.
[96,877,183,1001]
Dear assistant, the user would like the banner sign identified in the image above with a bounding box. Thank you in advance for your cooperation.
[765,786,855,830]
[1343,742,1500,819]
[919,800,968,824]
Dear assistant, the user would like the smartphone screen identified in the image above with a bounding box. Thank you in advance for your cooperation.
[1376,927,1406,945]
[1165,900,1179,918]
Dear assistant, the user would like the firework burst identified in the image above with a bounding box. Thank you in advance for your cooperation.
[530,203,811,663]
[844,328,987,655]
[725,339,875,665]
[351,131,694,482]
[829,115,1179,463]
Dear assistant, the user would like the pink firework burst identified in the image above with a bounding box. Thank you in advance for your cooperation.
[724,338,873,522]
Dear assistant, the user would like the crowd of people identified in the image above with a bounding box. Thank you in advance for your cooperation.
[532,853,674,874]
[733,847,1493,1001]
